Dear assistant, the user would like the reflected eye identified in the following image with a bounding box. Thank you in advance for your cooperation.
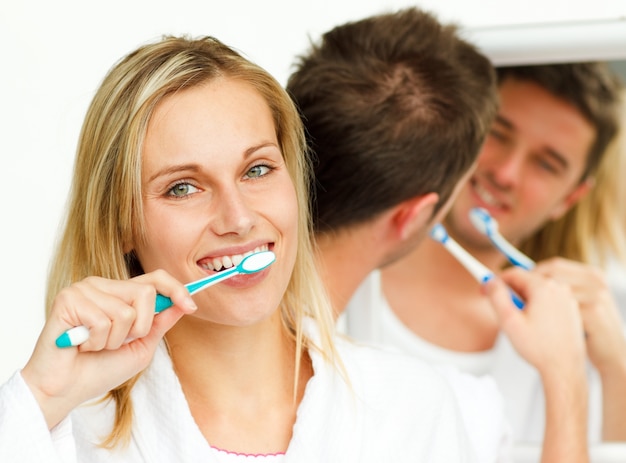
[489,128,510,143]
[535,157,559,174]
[167,182,199,198]
[246,164,272,179]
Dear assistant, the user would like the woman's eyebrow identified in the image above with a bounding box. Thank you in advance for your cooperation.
[243,142,280,158]
[147,164,201,183]
[147,142,280,183]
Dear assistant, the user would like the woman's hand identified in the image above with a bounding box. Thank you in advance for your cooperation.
[20,270,197,429]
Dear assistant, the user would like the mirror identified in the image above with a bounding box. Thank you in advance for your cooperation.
[466,17,626,463]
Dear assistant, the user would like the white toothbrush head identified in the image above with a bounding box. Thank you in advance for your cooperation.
[429,223,449,244]
[469,207,497,237]
[468,208,535,270]
[239,250,276,273]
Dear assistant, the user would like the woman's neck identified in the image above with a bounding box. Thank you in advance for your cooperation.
[165,312,312,454]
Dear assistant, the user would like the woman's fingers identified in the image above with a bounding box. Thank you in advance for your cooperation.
[50,277,152,352]
[21,270,199,428]
[132,269,198,312]
[48,270,197,352]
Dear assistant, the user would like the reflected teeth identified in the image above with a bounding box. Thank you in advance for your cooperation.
[201,245,269,272]
[474,182,500,207]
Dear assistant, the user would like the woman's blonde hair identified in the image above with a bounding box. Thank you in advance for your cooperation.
[45,35,338,447]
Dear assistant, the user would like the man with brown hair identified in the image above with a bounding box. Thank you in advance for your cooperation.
[288,7,498,311]
[346,62,626,459]
[288,7,593,463]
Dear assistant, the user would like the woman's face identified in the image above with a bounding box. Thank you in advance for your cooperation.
[133,77,298,326]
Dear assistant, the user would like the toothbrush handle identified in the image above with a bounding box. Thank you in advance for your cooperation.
[155,294,173,313]
[56,271,237,347]
[492,236,535,271]
[509,291,525,310]
[154,268,238,313]
[54,252,274,348]
[482,274,525,310]
[55,294,173,348]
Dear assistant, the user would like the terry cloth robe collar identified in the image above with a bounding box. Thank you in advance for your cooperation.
[73,318,361,462]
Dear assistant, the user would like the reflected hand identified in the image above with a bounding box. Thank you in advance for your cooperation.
[483,266,586,375]
[534,257,626,375]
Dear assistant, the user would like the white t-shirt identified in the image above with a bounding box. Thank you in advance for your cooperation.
[341,271,605,446]
[339,270,512,463]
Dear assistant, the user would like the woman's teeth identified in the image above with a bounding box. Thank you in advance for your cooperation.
[201,245,269,272]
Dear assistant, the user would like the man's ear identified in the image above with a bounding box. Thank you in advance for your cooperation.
[391,193,439,240]
[549,178,594,221]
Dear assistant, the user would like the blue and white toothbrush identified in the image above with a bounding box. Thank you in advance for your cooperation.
[468,207,535,270]
[55,250,276,348]
[430,223,524,309]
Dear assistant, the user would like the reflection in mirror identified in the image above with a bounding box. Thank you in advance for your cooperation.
[605,59,626,323]
[450,20,626,454]
[488,59,626,462]
[609,60,626,80]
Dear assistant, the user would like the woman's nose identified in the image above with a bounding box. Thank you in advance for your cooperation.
[209,188,255,237]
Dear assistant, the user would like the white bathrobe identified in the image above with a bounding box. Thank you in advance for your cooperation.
[0,320,474,462]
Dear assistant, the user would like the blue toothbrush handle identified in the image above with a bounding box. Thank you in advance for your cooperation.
[155,294,174,313]
[494,243,535,271]
[57,274,229,347]
[55,251,276,348]
[154,267,237,313]
[509,290,525,310]
[482,274,525,310]
[56,295,174,347]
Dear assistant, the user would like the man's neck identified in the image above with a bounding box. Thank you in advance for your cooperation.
[380,237,504,352]
[315,226,386,316]
[450,232,509,272]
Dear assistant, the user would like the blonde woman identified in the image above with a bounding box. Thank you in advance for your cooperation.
[0,36,472,461]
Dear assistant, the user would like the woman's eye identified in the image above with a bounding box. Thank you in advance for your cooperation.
[246,164,272,179]
[167,182,199,197]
